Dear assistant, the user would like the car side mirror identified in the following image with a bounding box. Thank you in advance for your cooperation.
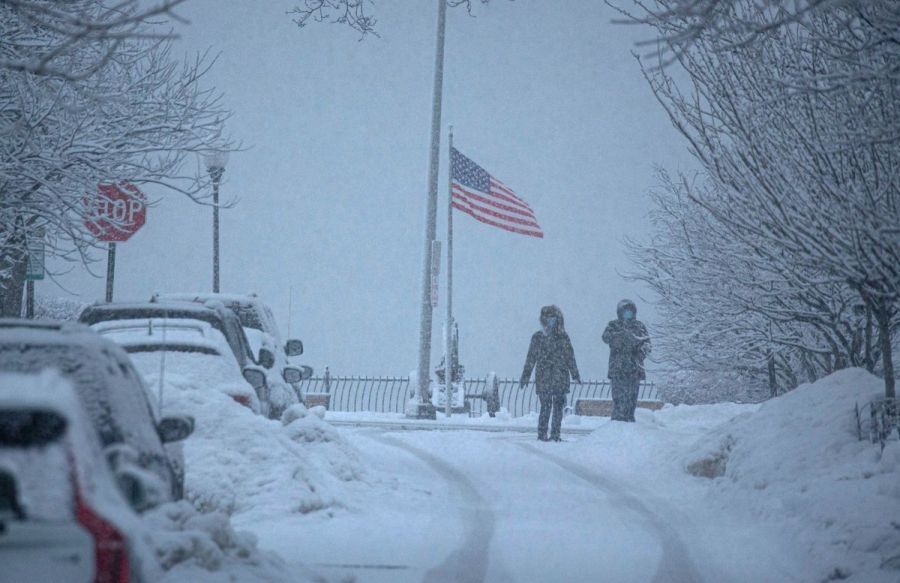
[242,366,266,390]
[283,365,312,383]
[285,339,304,357]
[258,347,275,369]
[283,366,303,384]
[157,415,194,443]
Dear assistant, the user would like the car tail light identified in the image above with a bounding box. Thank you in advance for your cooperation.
[75,492,130,583]
[230,393,252,408]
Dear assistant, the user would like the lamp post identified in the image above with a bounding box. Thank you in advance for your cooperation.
[203,151,229,293]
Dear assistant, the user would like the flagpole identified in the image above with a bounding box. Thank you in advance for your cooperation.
[445,126,454,419]
[413,0,447,419]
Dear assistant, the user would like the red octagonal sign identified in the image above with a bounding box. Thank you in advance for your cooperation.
[84,183,147,242]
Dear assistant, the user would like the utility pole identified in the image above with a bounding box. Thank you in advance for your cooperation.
[444,127,454,418]
[412,0,447,419]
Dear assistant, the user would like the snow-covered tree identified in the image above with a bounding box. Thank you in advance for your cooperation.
[629,171,884,400]
[0,1,232,316]
[613,0,900,86]
[628,0,899,399]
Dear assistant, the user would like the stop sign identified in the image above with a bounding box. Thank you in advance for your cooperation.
[84,183,147,242]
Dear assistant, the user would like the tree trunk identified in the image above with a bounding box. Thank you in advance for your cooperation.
[0,246,27,318]
[864,303,875,372]
[767,349,778,398]
[874,300,896,400]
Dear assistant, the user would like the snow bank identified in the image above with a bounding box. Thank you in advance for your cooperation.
[557,372,897,581]
[685,369,899,581]
[143,501,290,582]
[159,378,367,524]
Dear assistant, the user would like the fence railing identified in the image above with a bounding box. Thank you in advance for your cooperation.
[856,398,899,450]
[296,373,659,418]
[299,375,411,414]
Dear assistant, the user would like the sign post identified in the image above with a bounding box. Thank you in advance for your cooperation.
[84,183,147,302]
[105,242,116,302]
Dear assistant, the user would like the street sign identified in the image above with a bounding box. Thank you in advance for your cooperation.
[431,240,441,277]
[84,183,147,242]
[25,229,45,281]
[430,240,441,308]
[430,273,438,308]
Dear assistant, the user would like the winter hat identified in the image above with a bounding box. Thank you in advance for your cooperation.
[540,305,566,333]
[616,299,637,320]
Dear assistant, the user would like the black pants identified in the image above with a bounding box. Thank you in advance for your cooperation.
[538,392,566,439]
[611,376,640,422]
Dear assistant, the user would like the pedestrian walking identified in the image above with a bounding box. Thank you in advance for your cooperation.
[602,299,651,422]
[520,305,581,441]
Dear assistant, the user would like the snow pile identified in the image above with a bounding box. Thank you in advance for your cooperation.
[559,373,897,581]
[143,501,290,582]
[685,368,899,581]
[158,376,367,524]
[32,295,87,321]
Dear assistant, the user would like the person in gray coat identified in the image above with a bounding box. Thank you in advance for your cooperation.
[602,299,651,422]
[520,305,581,441]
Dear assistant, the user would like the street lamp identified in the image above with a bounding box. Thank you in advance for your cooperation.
[203,150,229,293]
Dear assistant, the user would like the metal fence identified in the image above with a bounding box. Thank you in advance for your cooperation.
[297,373,658,418]
[856,398,899,450]
[299,375,412,413]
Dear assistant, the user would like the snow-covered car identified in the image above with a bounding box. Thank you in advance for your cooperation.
[79,301,279,417]
[0,319,192,509]
[91,317,263,414]
[151,293,312,413]
[0,371,155,582]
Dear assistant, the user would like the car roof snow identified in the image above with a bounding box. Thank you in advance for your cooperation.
[92,318,226,352]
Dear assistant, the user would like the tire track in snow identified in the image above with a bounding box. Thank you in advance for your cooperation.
[517,442,704,583]
[366,432,510,583]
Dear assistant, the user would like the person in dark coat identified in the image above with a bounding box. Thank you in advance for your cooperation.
[602,299,651,422]
[520,305,581,441]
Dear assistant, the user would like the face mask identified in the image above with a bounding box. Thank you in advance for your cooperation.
[623,310,634,320]
[546,316,557,329]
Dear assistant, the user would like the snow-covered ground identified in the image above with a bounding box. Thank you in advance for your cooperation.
[147,368,898,582]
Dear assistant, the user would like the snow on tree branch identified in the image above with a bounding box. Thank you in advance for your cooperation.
[626,0,899,399]
[0,0,191,80]
[287,0,496,37]
[0,1,234,316]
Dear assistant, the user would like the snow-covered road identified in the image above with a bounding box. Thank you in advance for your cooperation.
[239,425,809,583]
[157,370,897,582]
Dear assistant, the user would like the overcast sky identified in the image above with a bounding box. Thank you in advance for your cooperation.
[46,0,696,379]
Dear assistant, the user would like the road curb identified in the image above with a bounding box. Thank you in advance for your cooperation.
[326,418,594,435]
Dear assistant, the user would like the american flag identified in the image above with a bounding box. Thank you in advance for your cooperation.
[450,147,543,238]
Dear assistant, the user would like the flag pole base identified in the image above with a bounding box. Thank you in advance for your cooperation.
[407,403,437,420]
